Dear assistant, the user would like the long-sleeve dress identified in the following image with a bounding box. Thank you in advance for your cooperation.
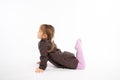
[38,39,79,70]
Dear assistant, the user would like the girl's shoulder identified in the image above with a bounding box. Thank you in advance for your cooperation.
[39,39,51,48]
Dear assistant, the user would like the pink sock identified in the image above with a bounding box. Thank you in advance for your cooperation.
[75,39,85,70]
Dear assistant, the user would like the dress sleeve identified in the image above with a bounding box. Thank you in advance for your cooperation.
[38,41,49,70]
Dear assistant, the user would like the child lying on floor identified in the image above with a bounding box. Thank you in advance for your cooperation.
[35,24,85,73]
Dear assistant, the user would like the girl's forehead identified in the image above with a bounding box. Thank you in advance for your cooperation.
[39,26,43,30]
[40,25,45,29]
[39,26,45,32]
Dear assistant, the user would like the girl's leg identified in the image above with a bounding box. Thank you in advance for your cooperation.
[75,39,85,70]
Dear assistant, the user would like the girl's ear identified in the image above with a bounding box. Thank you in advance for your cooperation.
[43,34,47,38]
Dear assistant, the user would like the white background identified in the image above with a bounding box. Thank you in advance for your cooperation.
[0,0,120,80]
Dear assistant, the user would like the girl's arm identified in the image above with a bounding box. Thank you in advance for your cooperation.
[38,41,49,70]
[39,51,48,70]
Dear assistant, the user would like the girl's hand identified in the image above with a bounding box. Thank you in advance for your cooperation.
[36,61,40,64]
[35,68,44,73]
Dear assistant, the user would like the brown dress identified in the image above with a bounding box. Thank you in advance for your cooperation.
[38,39,79,70]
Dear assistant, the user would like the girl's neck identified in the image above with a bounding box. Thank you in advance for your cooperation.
[41,38,50,41]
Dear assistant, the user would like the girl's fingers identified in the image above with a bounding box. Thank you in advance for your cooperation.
[35,68,44,73]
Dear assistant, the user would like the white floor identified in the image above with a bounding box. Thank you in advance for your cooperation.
[1,54,120,80]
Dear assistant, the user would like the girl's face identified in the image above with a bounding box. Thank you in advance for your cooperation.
[38,26,47,39]
[38,28,43,39]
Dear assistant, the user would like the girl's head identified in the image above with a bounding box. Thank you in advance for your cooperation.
[38,24,55,40]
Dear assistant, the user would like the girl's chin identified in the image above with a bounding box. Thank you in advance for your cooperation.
[37,37,41,39]
[37,36,40,38]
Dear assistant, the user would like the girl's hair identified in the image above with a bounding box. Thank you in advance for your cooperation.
[40,24,55,52]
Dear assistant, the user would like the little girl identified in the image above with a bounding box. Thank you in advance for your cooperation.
[35,24,85,73]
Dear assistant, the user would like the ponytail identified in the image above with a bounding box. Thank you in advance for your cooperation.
[48,40,55,52]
